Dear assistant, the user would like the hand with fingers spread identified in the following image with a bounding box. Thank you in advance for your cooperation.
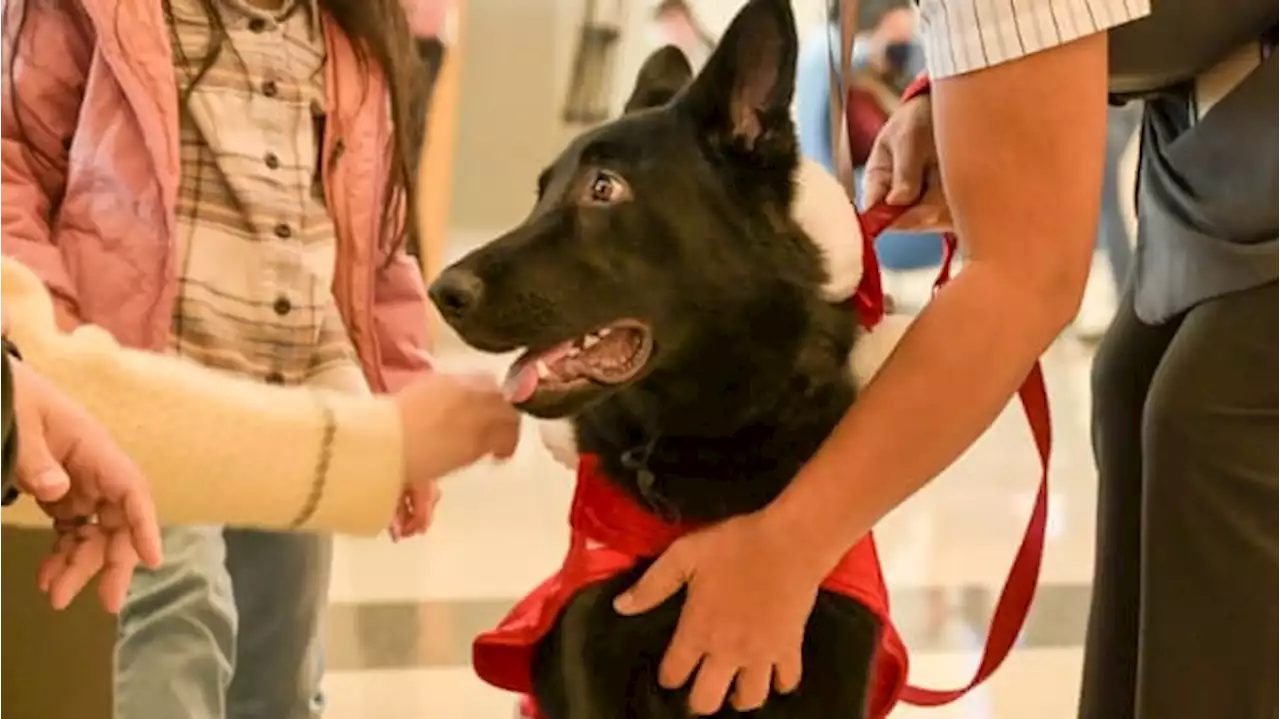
[613,512,829,715]
[7,354,163,613]
[388,371,522,539]
[862,93,952,232]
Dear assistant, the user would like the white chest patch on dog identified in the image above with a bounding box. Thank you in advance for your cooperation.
[791,158,866,302]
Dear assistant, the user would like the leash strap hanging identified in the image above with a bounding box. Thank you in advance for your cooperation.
[861,207,1053,707]
[829,1,1054,706]
[827,0,887,326]
[826,0,859,194]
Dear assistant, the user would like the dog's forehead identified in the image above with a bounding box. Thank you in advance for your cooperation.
[545,109,681,179]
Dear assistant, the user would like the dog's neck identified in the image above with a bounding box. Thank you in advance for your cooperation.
[572,296,857,523]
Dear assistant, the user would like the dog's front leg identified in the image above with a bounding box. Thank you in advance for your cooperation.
[556,582,618,719]
[534,571,688,719]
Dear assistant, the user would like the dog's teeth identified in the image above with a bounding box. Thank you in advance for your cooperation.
[598,328,612,338]
[536,361,550,379]
[582,334,600,349]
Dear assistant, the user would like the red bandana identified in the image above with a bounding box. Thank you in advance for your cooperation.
[472,456,909,718]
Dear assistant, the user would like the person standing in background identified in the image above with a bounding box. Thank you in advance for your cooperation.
[794,0,925,177]
[2,1,440,717]
[794,0,940,298]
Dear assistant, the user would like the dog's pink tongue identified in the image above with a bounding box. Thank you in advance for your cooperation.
[502,363,539,404]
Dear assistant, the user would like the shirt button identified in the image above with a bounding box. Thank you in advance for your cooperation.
[273,222,292,239]
[248,18,268,33]
[264,152,280,170]
[265,371,285,385]
[272,295,292,316]
[262,80,279,98]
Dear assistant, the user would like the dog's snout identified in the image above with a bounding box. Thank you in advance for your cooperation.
[429,268,486,320]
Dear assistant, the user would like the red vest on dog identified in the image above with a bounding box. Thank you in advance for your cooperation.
[473,456,910,718]
[473,74,1052,719]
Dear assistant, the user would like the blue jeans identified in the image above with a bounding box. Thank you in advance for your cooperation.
[115,527,332,719]
[876,231,944,271]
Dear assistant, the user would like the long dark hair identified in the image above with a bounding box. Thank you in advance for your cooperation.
[4,0,424,255]
[336,0,424,256]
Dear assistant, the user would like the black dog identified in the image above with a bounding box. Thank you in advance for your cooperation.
[430,1,882,715]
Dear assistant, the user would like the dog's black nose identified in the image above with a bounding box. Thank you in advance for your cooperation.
[429,268,485,320]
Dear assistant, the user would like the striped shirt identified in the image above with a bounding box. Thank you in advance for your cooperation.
[917,0,1152,79]
[166,0,366,393]
[916,0,1269,136]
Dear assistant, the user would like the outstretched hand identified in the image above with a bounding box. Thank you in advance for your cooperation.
[389,371,522,539]
[613,512,829,715]
[9,358,163,612]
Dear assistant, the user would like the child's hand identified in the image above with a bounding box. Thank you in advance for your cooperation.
[389,371,522,539]
[389,479,440,541]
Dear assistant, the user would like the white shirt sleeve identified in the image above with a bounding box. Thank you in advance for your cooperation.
[918,0,1153,79]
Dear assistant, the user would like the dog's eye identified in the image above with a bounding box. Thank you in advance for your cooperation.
[586,171,626,205]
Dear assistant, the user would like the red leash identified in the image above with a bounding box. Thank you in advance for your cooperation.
[853,201,1053,706]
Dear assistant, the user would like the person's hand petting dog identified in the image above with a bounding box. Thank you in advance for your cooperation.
[862,93,952,232]
[614,511,830,715]
[8,352,163,613]
[389,371,522,539]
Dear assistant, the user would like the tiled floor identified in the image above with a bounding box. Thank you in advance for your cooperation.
[319,257,1121,718]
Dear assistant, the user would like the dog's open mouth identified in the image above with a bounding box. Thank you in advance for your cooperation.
[502,320,655,406]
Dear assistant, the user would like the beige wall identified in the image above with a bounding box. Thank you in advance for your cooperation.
[446,0,830,241]
[448,0,572,234]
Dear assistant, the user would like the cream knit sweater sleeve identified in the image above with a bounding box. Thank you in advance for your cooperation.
[1,258,403,535]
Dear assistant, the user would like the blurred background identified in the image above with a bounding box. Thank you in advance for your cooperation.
[444,2,840,244]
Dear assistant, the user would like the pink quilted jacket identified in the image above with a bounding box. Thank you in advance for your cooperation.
[0,0,433,392]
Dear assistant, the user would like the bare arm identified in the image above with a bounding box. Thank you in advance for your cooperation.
[767,34,1109,567]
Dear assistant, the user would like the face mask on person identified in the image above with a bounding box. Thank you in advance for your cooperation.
[883,41,914,73]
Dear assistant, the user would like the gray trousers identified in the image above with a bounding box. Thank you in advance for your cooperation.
[1081,281,1278,719]
[115,527,332,719]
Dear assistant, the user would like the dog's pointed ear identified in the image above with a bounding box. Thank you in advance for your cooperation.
[679,0,797,152]
[624,45,694,114]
